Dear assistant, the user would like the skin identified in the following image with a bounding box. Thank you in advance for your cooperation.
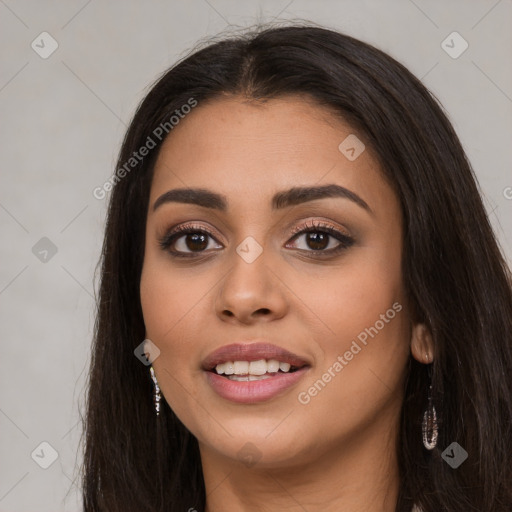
[140,95,433,512]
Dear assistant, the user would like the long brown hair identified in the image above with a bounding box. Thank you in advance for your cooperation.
[82,23,512,511]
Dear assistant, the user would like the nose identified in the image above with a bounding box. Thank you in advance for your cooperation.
[215,249,288,325]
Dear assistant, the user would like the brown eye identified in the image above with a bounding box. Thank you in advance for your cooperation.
[172,231,222,254]
[285,221,355,255]
[159,226,223,257]
[290,230,342,251]
[183,233,208,252]
[304,232,329,250]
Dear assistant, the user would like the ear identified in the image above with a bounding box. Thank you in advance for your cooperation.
[410,323,434,364]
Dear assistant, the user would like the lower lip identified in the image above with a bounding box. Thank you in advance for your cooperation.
[204,367,310,404]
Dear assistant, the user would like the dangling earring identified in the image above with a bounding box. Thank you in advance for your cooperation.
[422,365,438,450]
[149,366,161,416]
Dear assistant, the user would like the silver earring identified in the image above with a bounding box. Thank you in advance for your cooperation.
[149,366,161,416]
[422,368,438,450]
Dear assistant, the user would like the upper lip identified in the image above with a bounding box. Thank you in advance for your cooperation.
[202,342,311,371]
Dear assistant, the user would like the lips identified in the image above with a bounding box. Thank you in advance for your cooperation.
[201,342,310,371]
[202,342,311,404]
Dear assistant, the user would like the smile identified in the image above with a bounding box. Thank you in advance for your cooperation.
[202,343,311,404]
[214,359,299,380]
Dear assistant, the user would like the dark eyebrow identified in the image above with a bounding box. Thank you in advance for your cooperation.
[153,188,227,211]
[153,184,372,214]
[271,184,372,213]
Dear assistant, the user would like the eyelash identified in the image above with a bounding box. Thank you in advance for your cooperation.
[158,220,355,259]
[288,220,355,254]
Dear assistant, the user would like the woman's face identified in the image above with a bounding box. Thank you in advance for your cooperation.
[140,95,412,468]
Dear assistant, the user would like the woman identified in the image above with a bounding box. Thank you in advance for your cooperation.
[82,24,512,511]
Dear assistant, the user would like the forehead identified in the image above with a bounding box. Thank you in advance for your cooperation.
[149,95,396,216]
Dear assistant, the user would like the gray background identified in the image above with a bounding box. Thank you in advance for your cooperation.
[0,1,510,510]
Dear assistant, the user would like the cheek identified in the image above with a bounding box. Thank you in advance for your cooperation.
[140,241,218,342]
[292,232,405,342]
[293,245,410,430]
[139,249,217,428]
[140,263,195,340]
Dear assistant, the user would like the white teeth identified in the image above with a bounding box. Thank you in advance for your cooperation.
[214,359,297,375]
[279,362,291,372]
[267,359,280,373]
[234,361,249,375]
[248,359,267,375]
[215,362,227,374]
[228,374,272,381]
[248,375,270,381]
